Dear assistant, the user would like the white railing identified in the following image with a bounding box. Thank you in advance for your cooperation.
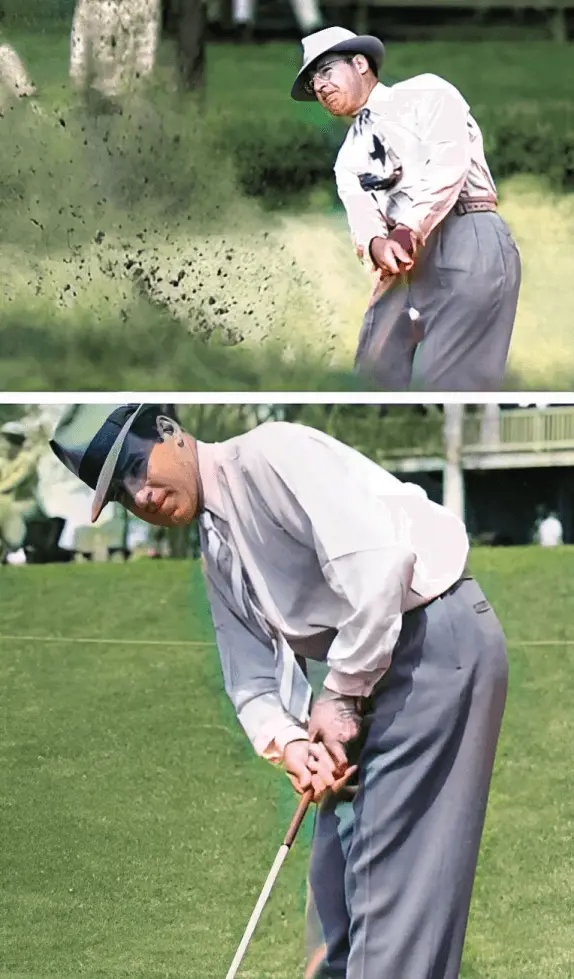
[464,407,574,453]
[378,407,574,459]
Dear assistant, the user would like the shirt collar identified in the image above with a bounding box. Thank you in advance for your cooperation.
[196,440,226,520]
[355,81,392,116]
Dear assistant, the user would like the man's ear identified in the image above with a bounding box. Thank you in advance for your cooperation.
[353,54,370,76]
[157,415,185,447]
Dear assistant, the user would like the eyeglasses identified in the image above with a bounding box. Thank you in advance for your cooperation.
[303,56,355,96]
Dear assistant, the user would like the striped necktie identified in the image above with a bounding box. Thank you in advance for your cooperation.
[199,510,312,724]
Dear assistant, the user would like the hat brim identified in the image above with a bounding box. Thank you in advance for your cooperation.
[91,403,147,523]
[291,35,385,102]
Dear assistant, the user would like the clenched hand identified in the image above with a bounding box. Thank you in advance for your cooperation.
[370,235,414,276]
[283,739,357,804]
[308,693,362,771]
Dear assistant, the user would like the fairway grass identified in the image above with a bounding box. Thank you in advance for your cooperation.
[2,169,572,389]
[1,549,573,978]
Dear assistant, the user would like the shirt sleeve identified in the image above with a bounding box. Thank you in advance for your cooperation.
[204,575,309,761]
[385,78,472,247]
[251,429,418,698]
[334,154,389,266]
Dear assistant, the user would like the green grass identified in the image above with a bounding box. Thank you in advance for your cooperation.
[1,548,573,978]
[5,31,574,115]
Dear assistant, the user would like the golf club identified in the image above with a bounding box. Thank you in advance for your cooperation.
[224,786,314,979]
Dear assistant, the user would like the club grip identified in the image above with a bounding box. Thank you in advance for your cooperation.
[283,788,314,848]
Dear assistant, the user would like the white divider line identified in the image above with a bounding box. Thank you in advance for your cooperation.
[1,635,574,647]
[0,634,215,646]
[512,640,574,646]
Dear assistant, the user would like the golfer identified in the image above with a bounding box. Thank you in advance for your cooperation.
[291,27,521,392]
[50,404,508,979]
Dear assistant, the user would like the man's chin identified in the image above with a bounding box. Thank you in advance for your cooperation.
[155,509,182,527]
[136,508,179,529]
[159,506,194,528]
[130,501,194,527]
[322,102,346,117]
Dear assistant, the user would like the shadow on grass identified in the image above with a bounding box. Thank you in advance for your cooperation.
[3,306,573,392]
[0,307,367,391]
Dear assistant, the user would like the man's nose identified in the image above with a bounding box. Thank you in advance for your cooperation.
[314,75,329,95]
[133,485,158,510]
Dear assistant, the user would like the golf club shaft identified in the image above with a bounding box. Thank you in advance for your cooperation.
[224,788,314,979]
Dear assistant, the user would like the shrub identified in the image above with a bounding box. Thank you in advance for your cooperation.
[216,100,574,202]
[474,101,574,191]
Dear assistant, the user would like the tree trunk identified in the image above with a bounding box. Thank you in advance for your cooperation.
[174,0,206,95]
[168,526,191,558]
[69,0,160,99]
[443,404,465,522]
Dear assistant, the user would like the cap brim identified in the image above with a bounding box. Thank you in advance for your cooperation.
[91,403,147,523]
[291,36,385,102]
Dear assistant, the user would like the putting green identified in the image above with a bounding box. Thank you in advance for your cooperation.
[1,551,573,978]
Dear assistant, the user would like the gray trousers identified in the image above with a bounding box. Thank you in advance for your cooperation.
[305,579,508,979]
[355,211,521,392]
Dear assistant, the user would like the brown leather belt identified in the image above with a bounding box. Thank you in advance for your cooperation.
[454,197,497,216]
[419,570,473,610]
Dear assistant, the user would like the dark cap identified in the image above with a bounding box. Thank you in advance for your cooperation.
[49,404,167,523]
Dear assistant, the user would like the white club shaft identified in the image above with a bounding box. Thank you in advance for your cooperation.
[225,844,290,979]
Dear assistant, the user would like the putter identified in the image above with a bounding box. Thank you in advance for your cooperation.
[224,787,314,979]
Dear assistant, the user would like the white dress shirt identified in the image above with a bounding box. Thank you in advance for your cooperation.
[334,74,497,262]
[197,423,469,761]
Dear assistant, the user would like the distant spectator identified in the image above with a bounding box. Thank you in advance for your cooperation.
[537,512,563,547]
[0,422,44,562]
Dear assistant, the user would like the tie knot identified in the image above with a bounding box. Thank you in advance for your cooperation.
[210,512,228,540]
[353,107,372,136]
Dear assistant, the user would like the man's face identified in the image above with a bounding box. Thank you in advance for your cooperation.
[115,434,200,528]
[308,53,372,116]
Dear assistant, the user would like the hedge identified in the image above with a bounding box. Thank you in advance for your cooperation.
[217,100,574,202]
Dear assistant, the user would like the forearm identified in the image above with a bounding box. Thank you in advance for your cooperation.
[321,547,416,697]
[236,691,308,762]
[395,95,471,245]
[396,166,469,247]
[206,577,308,763]
[335,167,389,268]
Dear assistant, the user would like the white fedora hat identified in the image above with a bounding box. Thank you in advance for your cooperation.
[291,26,385,102]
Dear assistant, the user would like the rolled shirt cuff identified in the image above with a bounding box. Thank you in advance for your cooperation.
[323,668,381,698]
[259,723,310,763]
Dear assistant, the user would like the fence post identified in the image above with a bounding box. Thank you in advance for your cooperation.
[443,404,465,522]
[480,404,501,448]
[549,7,568,42]
[354,0,369,37]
